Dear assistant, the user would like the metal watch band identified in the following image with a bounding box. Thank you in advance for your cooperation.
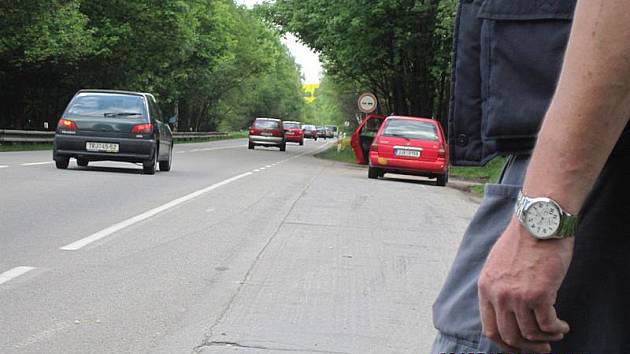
[515,191,578,239]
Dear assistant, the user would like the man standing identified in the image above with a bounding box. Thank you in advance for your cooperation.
[432,0,630,352]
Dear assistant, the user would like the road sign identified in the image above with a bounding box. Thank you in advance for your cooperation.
[357,93,377,113]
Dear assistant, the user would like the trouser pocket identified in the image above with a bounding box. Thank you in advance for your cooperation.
[432,183,521,343]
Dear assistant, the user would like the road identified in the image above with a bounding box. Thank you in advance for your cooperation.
[0,138,478,354]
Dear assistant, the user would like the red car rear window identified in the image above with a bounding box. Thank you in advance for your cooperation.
[382,119,439,141]
[283,122,300,129]
[254,120,279,129]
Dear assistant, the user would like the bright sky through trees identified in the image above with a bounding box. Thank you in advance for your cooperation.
[236,0,322,83]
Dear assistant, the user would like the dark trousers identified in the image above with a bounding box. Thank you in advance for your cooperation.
[431,153,630,353]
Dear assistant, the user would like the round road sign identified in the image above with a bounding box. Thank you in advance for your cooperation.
[357,93,377,113]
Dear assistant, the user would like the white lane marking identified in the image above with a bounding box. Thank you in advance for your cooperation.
[253,169,261,172]
[265,165,272,168]
[0,165,8,169]
[0,266,36,285]
[60,172,253,251]
[20,161,54,166]
[206,208,215,213]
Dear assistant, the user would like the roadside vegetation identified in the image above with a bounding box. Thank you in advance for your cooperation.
[315,139,356,164]
[1,0,304,132]
[260,0,457,132]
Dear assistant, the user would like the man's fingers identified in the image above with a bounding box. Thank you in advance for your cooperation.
[515,306,565,342]
[535,305,571,334]
[496,309,552,353]
[480,299,498,339]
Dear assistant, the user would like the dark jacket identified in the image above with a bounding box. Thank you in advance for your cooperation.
[449,0,576,166]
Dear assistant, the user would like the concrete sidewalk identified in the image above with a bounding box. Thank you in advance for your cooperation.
[197,160,478,354]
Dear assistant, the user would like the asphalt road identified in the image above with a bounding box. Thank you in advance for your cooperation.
[0,138,478,354]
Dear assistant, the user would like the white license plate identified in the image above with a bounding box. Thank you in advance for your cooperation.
[394,149,421,158]
[86,142,119,153]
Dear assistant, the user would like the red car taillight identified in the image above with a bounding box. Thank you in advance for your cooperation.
[131,123,153,134]
[58,118,77,130]
[370,143,378,152]
[438,147,446,158]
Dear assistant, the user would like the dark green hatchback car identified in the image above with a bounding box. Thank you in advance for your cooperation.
[53,89,174,174]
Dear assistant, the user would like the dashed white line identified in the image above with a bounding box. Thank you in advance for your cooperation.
[20,161,54,166]
[253,169,261,172]
[60,171,253,251]
[0,266,36,285]
[0,165,8,169]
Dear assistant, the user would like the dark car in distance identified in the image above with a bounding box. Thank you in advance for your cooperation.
[302,124,318,140]
[248,118,286,151]
[53,89,174,175]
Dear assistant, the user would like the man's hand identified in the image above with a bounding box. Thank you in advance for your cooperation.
[478,218,573,352]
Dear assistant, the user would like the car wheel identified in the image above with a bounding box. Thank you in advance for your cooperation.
[143,147,157,175]
[368,166,381,179]
[159,146,172,172]
[436,172,448,187]
[248,141,254,150]
[55,157,69,169]
[279,142,286,152]
[76,158,89,167]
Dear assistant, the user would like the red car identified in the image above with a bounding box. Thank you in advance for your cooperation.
[365,116,449,186]
[283,121,304,145]
[350,114,387,165]
[302,124,318,140]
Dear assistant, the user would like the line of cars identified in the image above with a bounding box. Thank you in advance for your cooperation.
[248,117,336,151]
[350,114,449,186]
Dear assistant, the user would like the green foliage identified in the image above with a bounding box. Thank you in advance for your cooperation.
[0,0,305,132]
[262,0,456,124]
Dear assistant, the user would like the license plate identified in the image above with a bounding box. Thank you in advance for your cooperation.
[86,142,119,153]
[394,148,420,158]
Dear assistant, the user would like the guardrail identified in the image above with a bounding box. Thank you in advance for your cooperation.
[0,130,229,144]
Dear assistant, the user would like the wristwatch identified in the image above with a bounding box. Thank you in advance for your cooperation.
[514,191,578,240]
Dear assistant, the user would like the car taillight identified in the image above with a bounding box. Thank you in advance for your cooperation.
[438,147,446,158]
[58,118,77,130]
[249,128,256,134]
[370,143,379,152]
[131,123,153,134]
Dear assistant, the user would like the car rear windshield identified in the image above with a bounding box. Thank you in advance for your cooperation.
[303,125,315,130]
[66,93,147,118]
[284,122,300,129]
[254,120,279,129]
[382,119,439,141]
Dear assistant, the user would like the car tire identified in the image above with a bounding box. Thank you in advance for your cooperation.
[436,172,448,187]
[248,141,254,150]
[55,157,69,169]
[279,142,286,152]
[143,148,157,175]
[76,158,88,167]
[299,139,304,146]
[368,166,381,179]
[159,146,172,172]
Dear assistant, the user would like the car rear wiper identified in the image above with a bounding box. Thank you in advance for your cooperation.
[103,112,143,117]
[389,133,411,141]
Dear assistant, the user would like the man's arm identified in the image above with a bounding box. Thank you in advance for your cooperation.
[478,0,630,352]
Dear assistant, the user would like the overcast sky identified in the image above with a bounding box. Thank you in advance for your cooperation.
[235,0,322,83]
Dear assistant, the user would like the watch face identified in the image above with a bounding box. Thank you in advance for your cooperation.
[524,201,561,238]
